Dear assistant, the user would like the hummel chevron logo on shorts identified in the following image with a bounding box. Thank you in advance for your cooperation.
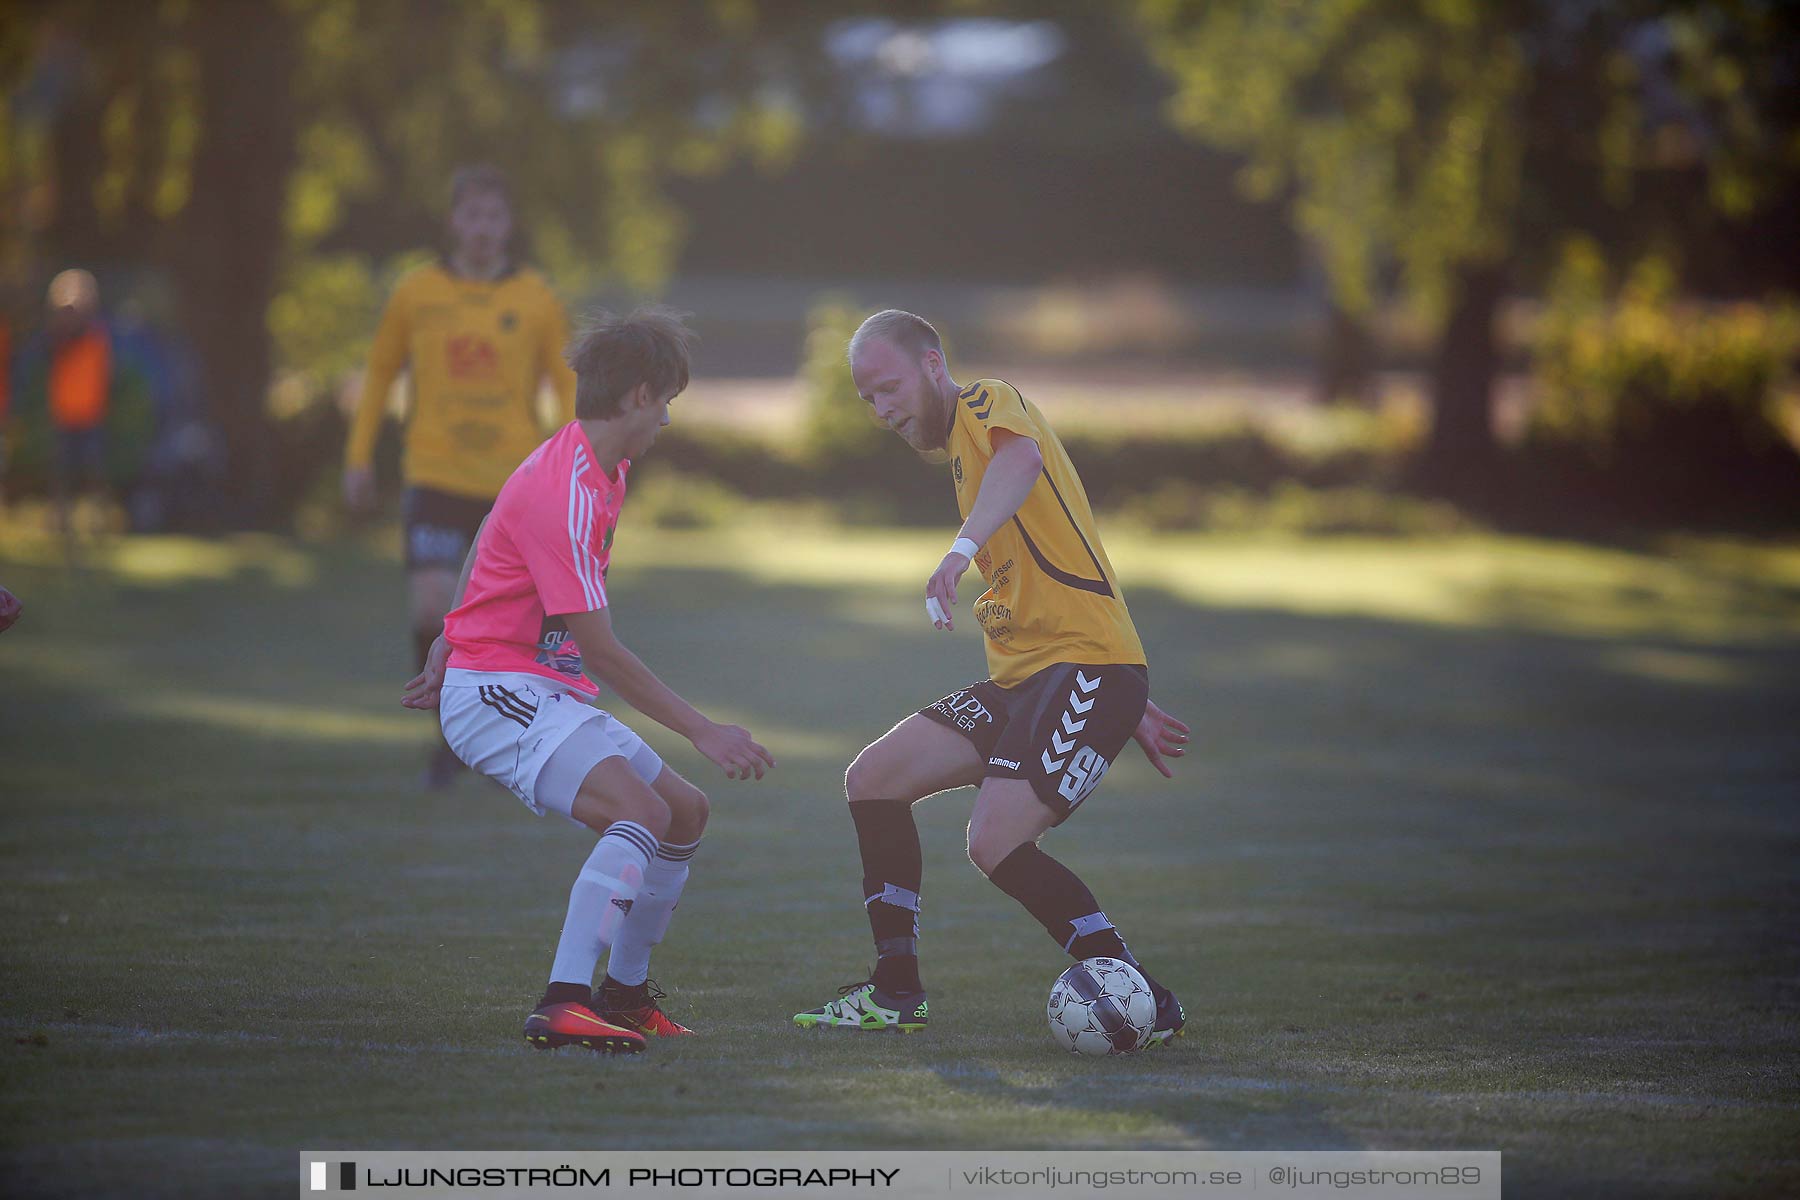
[1041,670,1100,774]
[1041,670,1111,810]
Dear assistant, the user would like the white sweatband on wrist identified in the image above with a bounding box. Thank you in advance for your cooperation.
[950,537,980,560]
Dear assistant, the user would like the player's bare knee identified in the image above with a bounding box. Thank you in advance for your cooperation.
[844,747,884,804]
[660,777,709,843]
[619,792,672,841]
[967,838,1003,877]
[966,825,1012,878]
[681,788,710,841]
[573,776,670,840]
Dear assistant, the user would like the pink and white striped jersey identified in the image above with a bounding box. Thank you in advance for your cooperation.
[442,421,627,697]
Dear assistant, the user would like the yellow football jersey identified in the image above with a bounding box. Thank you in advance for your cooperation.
[948,378,1145,686]
[344,262,577,501]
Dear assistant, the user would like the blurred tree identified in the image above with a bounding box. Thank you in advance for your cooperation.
[1134,0,1800,494]
[2,0,811,521]
[1523,240,1800,525]
[799,294,885,465]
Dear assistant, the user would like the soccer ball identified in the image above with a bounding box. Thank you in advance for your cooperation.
[1046,957,1156,1056]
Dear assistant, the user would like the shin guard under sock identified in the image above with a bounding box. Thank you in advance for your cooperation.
[849,798,924,994]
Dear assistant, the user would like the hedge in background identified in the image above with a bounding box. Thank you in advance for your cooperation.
[1523,244,1800,527]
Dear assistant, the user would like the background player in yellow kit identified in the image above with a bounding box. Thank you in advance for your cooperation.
[343,164,577,786]
[794,309,1192,1040]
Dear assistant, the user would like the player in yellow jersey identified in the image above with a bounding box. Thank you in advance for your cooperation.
[794,310,1192,1042]
[343,165,577,786]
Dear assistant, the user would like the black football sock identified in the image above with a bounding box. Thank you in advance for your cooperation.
[540,980,592,1007]
[849,798,924,994]
[986,842,1170,1002]
[598,976,649,1006]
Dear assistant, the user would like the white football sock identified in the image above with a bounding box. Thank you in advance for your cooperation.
[604,838,698,987]
[548,821,658,988]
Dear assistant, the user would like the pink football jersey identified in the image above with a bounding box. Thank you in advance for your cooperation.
[443,422,627,695]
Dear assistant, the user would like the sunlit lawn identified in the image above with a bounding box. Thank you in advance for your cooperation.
[2,517,1797,1198]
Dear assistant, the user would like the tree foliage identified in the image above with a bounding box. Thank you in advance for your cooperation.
[798,295,885,465]
[1134,0,1798,320]
[1134,0,1800,484]
[2,0,815,516]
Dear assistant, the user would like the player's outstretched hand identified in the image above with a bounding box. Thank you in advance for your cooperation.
[925,549,972,631]
[693,720,777,781]
[401,635,451,710]
[0,585,21,634]
[1133,698,1190,778]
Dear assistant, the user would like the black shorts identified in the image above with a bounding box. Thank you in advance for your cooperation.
[402,487,492,571]
[919,662,1149,825]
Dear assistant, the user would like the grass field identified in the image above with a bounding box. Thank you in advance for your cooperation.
[2,519,1798,1198]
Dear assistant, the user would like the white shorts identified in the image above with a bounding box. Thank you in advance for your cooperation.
[440,669,663,818]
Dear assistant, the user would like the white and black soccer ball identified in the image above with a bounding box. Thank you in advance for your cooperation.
[1046,957,1156,1056]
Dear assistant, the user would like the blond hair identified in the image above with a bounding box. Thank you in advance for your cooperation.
[848,309,942,364]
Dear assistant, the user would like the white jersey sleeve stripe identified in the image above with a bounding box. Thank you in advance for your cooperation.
[567,456,600,611]
[580,480,607,608]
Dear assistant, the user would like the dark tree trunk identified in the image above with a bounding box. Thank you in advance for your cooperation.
[1314,301,1375,407]
[1416,262,1505,496]
[47,10,165,279]
[170,2,297,526]
[45,87,109,272]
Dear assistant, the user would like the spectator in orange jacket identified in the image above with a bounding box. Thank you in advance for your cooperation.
[45,269,113,534]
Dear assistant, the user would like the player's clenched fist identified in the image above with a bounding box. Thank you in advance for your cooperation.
[692,720,777,781]
[924,549,971,630]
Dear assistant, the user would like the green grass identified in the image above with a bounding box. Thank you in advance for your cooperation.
[2,521,1798,1198]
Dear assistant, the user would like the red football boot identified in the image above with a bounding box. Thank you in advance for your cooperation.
[597,978,696,1037]
[522,1000,647,1053]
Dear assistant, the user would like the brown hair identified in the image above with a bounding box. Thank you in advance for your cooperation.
[565,306,697,419]
[450,163,512,210]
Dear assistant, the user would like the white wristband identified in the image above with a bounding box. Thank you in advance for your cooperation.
[950,537,980,560]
